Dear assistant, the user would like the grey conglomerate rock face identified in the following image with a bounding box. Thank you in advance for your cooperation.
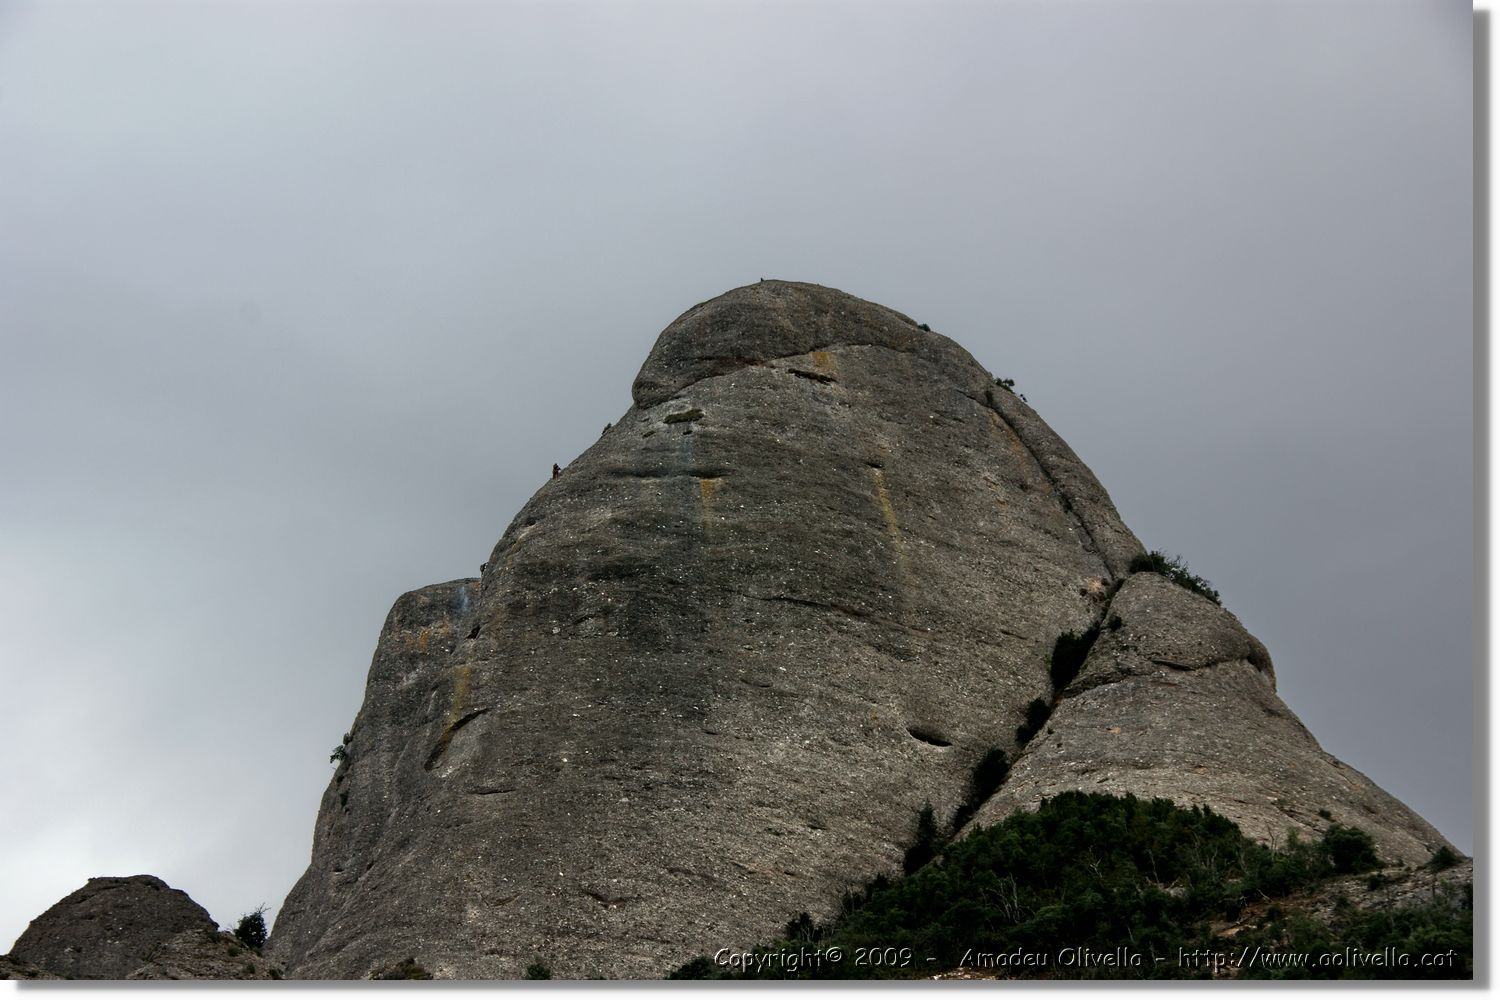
[969,573,1450,866]
[267,281,1456,979]
[7,875,217,980]
[125,929,282,980]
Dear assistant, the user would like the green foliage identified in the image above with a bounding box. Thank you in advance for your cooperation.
[676,792,1462,981]
[233,907,268,950]
[1235,882,1472,980]
[668,956,721,979]
[1015,698,1052,744]
[970,748,1011,800]
[1321,824,1380,875]
[1050,625,1100,691]
[1427,846,1461,872]
[1106,614,1123,632]
[902,803,941,875]
[950,748,1010,832]
[371,958,433,980]
[992,377,1027,402]
[784,911,821,942]
[329,745,346,763]
[523,960,553,980]
[1128,551,1222,605]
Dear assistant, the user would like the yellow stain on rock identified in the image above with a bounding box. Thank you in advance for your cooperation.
[699,477,721,538]
[424,662,475,772]
[809,350,837,375]
[868,467,905,559]
[442,663,473,734]
[415,627,430,653]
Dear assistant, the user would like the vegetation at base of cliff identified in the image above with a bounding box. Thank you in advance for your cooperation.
[1228,881,1471,980]
[670,792,1469,980]
[1129,551,1221,605]
[524,960,553,980]
[371,958,433,980]
[233,906,268,950]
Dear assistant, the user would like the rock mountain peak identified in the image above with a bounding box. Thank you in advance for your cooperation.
[5,282,1458,980]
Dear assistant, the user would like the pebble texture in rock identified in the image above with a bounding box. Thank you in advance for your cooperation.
[266,280,1456,979]
[971,573,1450,865]
[6,875,218,980]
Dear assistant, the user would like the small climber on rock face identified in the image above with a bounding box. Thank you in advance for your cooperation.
[552,463,561,479]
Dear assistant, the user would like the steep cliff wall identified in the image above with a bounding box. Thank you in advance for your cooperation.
[268,281,1453,979]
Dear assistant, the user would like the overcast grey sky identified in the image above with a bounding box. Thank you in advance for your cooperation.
[0,0,1472,949]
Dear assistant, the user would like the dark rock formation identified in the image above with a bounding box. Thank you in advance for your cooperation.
[267,281,1457,979]
[0,956,62,980]
[6,875,217,980]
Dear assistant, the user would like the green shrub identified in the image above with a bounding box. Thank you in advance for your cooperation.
[668,956,722,979]
[371,958,433,980]
[1050,625,1100,691]
[1128,551,1221,605]
[992,377,1027,401]
[682,793,1451,981]
[233,907,268,950]
[1236,882,1472,980]
[902,803,941,875]
[1015,698,1052,744]
[784,911,821,942]
[1321,824,1381,875]
[970,747,1010,799]
[1427,845,1461,872]
[523,960,553,980]
[950,748,1011,832]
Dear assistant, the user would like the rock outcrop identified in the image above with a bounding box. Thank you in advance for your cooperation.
[969,572,1448,865]
[125,929,282,981]
[6,875,218,980]
[268,281,1457,979]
